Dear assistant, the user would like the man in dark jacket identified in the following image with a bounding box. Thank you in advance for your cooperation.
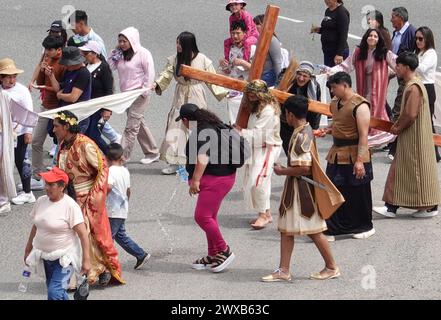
[388,7,416,158]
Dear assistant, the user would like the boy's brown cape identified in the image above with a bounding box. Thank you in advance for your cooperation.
[310,143,345,219]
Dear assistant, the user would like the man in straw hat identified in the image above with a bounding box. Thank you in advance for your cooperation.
[0,58,38,214]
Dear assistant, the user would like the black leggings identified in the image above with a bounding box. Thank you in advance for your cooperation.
[15,135,31,193]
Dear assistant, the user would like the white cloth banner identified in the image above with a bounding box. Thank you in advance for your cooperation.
[38,89,148,121]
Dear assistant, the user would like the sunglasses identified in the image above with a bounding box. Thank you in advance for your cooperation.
[416,36,425,41]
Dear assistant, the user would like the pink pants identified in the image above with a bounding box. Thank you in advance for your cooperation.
[192,173,236,257]
[224,36,258,62]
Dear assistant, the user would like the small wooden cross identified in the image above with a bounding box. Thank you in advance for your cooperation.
[180,5,441,146]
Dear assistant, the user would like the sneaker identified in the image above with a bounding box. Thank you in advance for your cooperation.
[49,144,57,158]
[261,268,292,282]
[192,255,214,270]
[210,246,235,273]
[161,165,178,175]
[325,235,336,242]
[140,154,160,165]
[412,207,439,218]
[387,154,394,161]
[352,228,376,239]
[17,178,45,192]
[0,203,11,215]
[373,206,396,218]
[134,253,151,270]
[11,192,36,205]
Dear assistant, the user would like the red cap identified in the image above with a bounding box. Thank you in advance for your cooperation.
[39,167,69,185]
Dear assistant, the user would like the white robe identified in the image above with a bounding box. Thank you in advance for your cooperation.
[242,104,282,212]
[0,90,38,203]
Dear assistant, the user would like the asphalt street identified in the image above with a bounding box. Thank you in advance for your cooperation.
[1,0,441,300]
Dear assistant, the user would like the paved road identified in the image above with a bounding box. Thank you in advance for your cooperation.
[1,0,441,300]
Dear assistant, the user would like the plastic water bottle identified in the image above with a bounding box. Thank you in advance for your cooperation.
[18,266,31,293]
[176,165,189,183]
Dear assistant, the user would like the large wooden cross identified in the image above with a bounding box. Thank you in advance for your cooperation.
[181,4,441,146]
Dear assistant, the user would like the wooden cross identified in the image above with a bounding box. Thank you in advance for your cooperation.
[180,4,441,147]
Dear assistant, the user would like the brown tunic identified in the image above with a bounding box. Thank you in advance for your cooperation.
[327,94,371,164]
[383,77,441,207]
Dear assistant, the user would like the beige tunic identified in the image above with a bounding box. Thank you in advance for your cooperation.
[242,104,282,212]
[383,77,441,207]
[155,53,228,165]
[278,124,327,235]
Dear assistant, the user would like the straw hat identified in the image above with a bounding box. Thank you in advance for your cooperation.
[0,58,24,75]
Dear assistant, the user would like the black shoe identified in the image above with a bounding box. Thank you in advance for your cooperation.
[210,246,235,273]
[98,271,112,286]
[134,253,151,270]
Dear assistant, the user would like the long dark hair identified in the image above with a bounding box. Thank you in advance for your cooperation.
[358,28,388,61]
[367,10,388,32]
[176,31,199,78]
[415,26,436,54]
[192,109,223,127]
[66,181,77,201]
[253,14,279,39]
[119,34,135,61]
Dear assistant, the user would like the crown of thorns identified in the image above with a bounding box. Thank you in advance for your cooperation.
[245,79,269,94]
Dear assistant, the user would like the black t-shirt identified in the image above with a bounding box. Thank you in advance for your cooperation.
[185,123,237,179]
[59,66,91,107]
[320,5,350,55]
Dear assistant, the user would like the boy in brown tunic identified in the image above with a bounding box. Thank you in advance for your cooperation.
[261,95,340,282]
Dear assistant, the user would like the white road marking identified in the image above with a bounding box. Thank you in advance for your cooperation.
[279,16,304,23]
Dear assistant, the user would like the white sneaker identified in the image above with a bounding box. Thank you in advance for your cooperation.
[11,192,36,205]
[324,235,335,242]
[139,154,160,165]
[161,165,178,175]
[17,178,45,192]
[412,209,439,218]
[352,228,376,239]
[387,154,394,161]
[373,206,396,218]
[0,203,11,215]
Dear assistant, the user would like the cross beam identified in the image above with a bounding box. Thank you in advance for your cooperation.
[180,64,441,146]
[235,5,280,128]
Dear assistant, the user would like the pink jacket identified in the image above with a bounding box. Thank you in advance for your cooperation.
[108,27,155,97]
[229,10,259,39]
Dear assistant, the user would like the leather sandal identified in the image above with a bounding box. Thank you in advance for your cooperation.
[251,215,270,230]
[249,213,273,225]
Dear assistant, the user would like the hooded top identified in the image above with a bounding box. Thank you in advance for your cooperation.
[108,27,155,97]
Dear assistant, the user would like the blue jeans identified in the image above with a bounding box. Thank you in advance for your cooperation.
[261,69,277,87]
[102,122,120,143]
[109,218,146,259]
[43,260,73,300]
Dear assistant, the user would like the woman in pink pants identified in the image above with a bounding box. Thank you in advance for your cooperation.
[177,103,237,273]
